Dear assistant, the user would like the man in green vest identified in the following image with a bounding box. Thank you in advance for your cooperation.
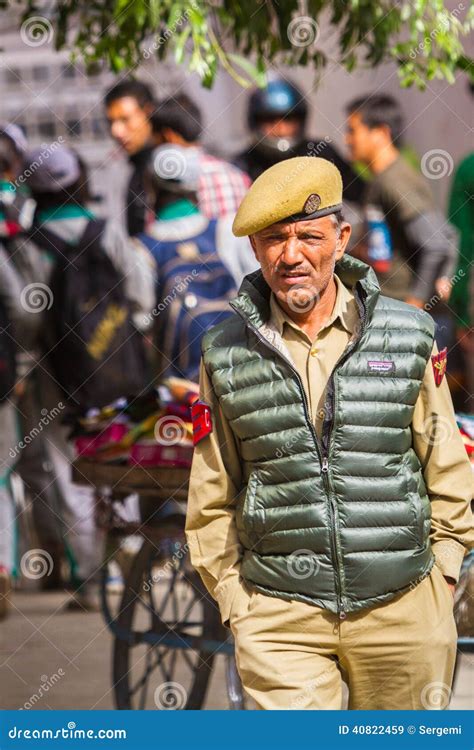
[185,157,473,710]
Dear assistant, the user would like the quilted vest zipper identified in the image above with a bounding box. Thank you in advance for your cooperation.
[320,292,368,617]
[230,293,367,618]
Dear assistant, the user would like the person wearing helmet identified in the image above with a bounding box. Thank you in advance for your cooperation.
[234,77,364,204]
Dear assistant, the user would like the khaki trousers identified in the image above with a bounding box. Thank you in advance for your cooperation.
[228,563,458,710]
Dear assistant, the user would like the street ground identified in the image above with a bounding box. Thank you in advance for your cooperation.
[1,590,472,711]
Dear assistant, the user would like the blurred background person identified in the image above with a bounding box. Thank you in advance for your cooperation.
[448,132,474,411]
[151,93,251,219]
[234,76,364,204]
[104,79,156,236]
[23,144,155,609]
[0,126,34,618]
[345,94,459,350]
[138,143,258,381]
[0,126,72,596]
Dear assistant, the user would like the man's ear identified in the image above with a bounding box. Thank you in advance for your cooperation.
[335,222,352,260]
[374,124,392,148]
[249,234,258,259]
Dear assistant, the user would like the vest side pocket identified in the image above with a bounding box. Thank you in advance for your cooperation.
[241,469,264,546]
[243,469,258,523]
[235,470,260,548]
[403,461,425,548]
[412,493,425,547]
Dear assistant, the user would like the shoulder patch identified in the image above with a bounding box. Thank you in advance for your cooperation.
[191,400,213,445]
[431,347,447,386]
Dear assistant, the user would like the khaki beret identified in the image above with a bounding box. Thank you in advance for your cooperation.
[232,156,343,237]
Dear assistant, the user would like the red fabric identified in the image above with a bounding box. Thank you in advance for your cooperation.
[191,400,213,445]
[431,347,448,387]
[197,152,251,219]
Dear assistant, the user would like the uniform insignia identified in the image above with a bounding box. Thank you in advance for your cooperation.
[431,347,447,386]
[190,400,213,445]
[303,193,321,214]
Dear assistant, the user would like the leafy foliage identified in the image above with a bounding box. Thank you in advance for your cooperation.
[3,0,473,88]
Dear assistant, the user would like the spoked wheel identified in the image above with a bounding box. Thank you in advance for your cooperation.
[113,528,221,709]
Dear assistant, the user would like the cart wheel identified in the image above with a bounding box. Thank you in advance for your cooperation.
[113,533,220,709]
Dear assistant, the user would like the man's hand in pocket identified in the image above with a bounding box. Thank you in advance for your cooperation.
[444,576,456,598]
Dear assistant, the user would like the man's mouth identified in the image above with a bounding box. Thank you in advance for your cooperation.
[280,271,311,284]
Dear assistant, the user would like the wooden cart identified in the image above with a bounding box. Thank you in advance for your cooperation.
[72,458,246,710]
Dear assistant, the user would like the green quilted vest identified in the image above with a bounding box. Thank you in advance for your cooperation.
[201,254,436,617]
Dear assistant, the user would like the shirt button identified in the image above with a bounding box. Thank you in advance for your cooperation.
[310,348,317,357]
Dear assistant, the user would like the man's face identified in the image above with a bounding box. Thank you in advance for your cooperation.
[258,116,302,139]
[345,111,378,164]
[250,215,351,315]
[106,96,152,155]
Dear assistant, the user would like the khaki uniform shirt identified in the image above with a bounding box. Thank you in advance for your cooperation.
[185,273,474,626]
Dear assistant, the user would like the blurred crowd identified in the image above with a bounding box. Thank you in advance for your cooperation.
[0,75,472,615]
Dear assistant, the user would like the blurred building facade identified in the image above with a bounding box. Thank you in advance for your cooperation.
[0,5,472,220]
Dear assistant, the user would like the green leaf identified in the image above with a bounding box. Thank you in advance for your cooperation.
[227,53,267,86]
[13,0,474,90]
[174,26,191,64]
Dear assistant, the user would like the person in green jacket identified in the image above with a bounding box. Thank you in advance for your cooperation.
[448,150,474,409]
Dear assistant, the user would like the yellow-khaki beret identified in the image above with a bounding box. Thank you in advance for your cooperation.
[232,156,343,237]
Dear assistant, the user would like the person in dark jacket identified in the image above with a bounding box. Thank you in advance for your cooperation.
[234,76,364,204]
[104,79,156,236]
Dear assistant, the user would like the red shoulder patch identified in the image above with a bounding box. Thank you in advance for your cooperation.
[190,401,213,445]
[431,347,447,386]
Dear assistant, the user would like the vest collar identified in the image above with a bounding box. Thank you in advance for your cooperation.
[230,254,381,331]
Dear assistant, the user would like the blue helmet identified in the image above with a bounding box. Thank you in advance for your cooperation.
[247,78,308,131]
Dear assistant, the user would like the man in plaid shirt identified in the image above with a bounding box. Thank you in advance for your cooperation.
[151,94,251,219]
[197,149,251,218]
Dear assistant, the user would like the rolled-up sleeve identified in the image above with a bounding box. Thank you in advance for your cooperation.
[185,358,244,626]
[412,343,474,582]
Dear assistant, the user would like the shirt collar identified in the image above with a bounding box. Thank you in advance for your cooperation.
[156,198,200,221]
[269,273,356,338]
[37,204,94,222]
[146,213,208,242]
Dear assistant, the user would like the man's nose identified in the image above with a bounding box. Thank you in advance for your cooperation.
[281,237,306,265]
[111,122,124,139]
